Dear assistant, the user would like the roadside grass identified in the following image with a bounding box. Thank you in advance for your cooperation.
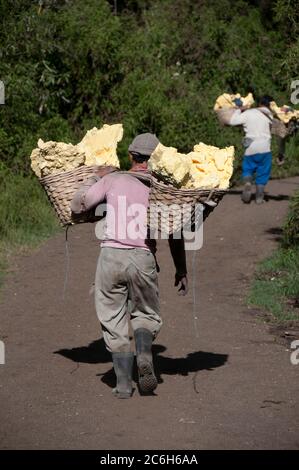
[248,247,299,323]
[270,134,299,179]
[0,167,61,288]
[248,188,299,325]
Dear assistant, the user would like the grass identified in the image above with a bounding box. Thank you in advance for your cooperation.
[268,133,299,180]
[282,188,299,247]
[248,247,299,324]
[248,186,299,325]
[0,166,61,288]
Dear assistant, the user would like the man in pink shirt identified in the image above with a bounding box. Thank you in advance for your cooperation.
[71,133,188,399]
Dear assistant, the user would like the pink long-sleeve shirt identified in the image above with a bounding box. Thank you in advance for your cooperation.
[84,171,151,250]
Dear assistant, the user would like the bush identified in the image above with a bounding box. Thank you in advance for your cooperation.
[282,189,299,248]
[1,0,299,174]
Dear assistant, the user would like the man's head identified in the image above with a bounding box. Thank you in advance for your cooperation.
[257,95,274,109]
[128,133,159,164]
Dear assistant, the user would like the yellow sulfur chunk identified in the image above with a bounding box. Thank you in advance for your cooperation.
[77,124,122,167]
[270,101,299,124]
[187,164,220,189]
[242,93,255,108]
[187,151,206,165]
[187,142,234,189]
[30,123,123,178]
[148,141,235,190]
[214,93,235,110]
[30,139,85,178]
[214,92,254,111]
[148,143,191,186]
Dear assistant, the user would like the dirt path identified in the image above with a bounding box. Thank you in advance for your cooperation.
[0,177,298,450]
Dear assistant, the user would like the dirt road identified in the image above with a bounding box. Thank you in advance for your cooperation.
[0,177,298,450]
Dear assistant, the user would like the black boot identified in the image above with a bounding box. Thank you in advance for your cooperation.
[241,176,252,203]
[112,352,134,399]
[134,328,157,394]
[255,184,265,204]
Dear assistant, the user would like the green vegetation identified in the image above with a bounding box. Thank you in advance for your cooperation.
[249,189,299,324]
[1,1,299,167]
[282,188,299,247]
[0,0,299,281]
[0,163,60,287]
[248,247,299,322]
[0,164,59,246]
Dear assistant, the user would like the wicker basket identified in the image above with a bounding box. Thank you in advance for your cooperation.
[39,165,100,226]
[271,117,299,138]
[215,108,237,126]
[271,118,289,139]
[148,174,227,234]
[39,166,227,232]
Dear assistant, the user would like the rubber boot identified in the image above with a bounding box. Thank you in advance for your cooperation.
[255,184,265,204]
[111,352,134,399]
[134,328,157,394]
[241,176,252,203]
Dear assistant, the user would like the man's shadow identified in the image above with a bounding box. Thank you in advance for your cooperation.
[55,338,111,364]
[229,189,289,202]
[55,339,228,392]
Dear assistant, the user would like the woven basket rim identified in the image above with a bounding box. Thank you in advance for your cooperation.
[38,165,228,228]
[39,164,99,183]
[151,173,228,195]
[39,166,228,193]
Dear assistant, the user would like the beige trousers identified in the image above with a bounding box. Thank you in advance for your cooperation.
[95,247,162,353]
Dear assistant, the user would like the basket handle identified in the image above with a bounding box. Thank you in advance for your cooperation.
[202,189,217,207]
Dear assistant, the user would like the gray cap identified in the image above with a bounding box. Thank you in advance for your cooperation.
[128,133,159,156]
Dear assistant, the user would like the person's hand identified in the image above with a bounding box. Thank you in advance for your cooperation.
[174,273,188,296]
